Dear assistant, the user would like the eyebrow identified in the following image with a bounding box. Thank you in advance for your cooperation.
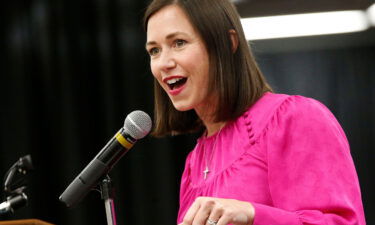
[145,31,187,48]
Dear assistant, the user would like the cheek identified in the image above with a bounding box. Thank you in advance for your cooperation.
[150,62,162,82]
[150,62,166,90]
[188,48,209,75]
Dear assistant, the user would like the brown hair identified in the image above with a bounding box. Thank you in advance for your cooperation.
[144,0,272,137]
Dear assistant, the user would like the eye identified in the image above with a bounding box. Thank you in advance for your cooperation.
[148,47,160,56]
[174,39,187,48]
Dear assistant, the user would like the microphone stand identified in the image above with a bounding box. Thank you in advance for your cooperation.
[100,176,118,225]
[1,155,33,217]
[0,193,28,216]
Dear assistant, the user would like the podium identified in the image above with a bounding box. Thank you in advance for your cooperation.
[0,219,54,225]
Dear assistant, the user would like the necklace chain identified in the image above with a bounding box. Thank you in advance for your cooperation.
[203,127,223,180]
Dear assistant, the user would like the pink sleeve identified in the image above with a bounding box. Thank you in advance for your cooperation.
[252,96,366,225]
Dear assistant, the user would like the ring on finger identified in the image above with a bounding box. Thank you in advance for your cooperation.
[207,218,218,225]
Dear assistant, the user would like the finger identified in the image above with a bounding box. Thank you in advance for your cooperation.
[192,199,214,225]
[206,217,220,225]
[181,198,202,225]
[206,205,223,225]
[216,215,231,225]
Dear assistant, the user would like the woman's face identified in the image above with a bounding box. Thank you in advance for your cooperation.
[146,5,211,113]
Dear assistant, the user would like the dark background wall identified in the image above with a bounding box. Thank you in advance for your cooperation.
[1,0,374,224]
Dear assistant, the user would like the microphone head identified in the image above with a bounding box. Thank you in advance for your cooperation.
[124,110,152,140]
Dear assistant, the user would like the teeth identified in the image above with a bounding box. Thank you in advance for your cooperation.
[166,78,183,85]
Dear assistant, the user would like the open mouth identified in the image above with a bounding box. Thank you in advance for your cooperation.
[166,77,187,90]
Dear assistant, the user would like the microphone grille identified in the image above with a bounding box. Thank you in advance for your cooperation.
[124,110,152,140]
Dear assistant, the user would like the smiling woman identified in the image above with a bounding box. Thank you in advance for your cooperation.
[142,0,366,225]
[144,0,271,137]
[146,5,211,115]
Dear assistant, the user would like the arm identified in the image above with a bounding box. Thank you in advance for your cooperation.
[179,96,365,225]
[252,96,365,225]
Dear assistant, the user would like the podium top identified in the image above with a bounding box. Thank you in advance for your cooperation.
[0,219,54,225]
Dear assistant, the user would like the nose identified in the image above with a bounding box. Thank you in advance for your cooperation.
[158,49,176,72]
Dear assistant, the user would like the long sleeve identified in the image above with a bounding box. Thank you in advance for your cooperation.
[252,96,366,225]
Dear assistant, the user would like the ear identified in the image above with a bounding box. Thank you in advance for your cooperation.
[229,29,239,53]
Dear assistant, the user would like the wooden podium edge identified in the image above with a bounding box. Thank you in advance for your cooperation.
[0,219,54,225]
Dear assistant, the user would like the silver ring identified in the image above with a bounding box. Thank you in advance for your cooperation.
[207,218,218,225]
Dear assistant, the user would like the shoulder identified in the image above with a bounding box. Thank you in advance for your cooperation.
[242,92,344,141]
[247,92,331,117]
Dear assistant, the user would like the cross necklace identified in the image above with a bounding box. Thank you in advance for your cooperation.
[203,127,223,180]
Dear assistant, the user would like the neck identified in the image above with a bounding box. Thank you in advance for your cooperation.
[194,96,225,136]
[195,111,226,137]
[204,121,226,137]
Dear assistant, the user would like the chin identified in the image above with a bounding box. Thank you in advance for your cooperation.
[171,102,193,112]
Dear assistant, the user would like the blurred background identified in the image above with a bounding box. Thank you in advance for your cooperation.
[0,0,374,224]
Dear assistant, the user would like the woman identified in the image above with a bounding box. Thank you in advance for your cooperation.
[143,0,366,224]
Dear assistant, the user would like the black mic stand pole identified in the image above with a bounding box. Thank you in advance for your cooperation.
[100,176,118,225]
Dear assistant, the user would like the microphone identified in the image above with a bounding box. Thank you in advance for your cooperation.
[59,110,152,207]
[0,193,28,216]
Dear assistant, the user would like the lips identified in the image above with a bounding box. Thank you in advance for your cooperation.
[163,76,187,90]
[163,75,187,96]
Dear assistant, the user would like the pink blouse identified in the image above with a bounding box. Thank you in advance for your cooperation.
[177,92,365,225]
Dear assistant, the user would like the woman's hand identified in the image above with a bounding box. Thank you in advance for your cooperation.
[179,197,255,225]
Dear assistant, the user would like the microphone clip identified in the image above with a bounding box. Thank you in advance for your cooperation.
[1,155,33,216]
